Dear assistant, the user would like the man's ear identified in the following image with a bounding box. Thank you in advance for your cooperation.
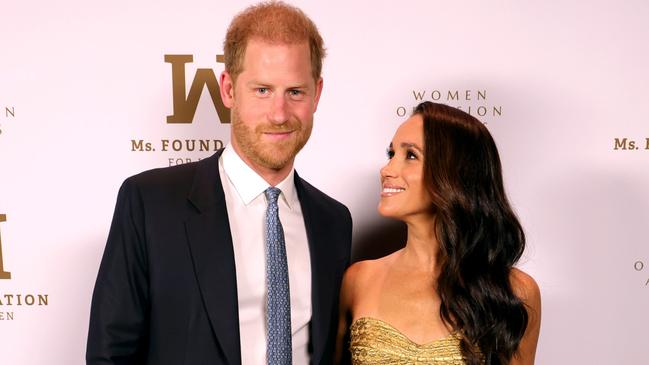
[313,77,324,112]
[219,71,235,108]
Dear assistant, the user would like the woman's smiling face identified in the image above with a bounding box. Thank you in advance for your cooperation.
[378,114,434,221]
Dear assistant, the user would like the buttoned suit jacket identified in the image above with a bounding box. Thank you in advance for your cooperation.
[86,150,353,365]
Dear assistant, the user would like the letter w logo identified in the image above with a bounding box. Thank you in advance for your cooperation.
[165,55,231,124]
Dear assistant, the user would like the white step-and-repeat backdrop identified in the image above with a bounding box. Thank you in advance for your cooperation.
[1,0,648,363]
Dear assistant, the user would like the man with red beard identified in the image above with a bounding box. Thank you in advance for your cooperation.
[86,2,352,365]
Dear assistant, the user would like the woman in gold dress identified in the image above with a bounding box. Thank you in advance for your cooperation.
[336,102,541,364]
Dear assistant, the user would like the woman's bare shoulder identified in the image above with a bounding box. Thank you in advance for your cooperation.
[509,269,542,364]
[344,251,401,284]
[343,258,380,288]
[341,251,401,301]
[509,268,541,306]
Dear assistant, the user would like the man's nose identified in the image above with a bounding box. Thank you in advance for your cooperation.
[269,94,288,125]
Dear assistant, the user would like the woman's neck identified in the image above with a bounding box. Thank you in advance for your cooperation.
[401,215,440,273]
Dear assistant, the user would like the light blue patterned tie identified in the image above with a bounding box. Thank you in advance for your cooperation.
[264,187,292,365]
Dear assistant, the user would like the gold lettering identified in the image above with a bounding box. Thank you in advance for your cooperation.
[447,91,459,101]
[477,90,487,100]
[0,214,11,279]
[160,139,224,152]
[199,140,210,151]
[172,140,182,151]
[25,295,35,305]
[131,140,144,152]
[614,138,628,150]
[168,158,193,166]
[185,139,196,152]
[5,107,14,118]
[165,55,230,124]
[0,294,48,306]
[635,261,644,271]
[412,90,426,101]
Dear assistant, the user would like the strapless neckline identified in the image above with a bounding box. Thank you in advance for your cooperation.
[349,317,467,364]
[351,317,457,347]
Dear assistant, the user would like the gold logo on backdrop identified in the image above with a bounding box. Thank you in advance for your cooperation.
[166,55,230,124]
[127,56,230,167]
[0,214,10,279]
[396,90,503,122]
[0,214,50,321]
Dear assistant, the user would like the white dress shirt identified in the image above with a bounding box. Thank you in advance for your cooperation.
[219,144,312,365]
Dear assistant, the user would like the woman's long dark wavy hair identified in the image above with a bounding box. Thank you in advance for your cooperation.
[414,101,527,364]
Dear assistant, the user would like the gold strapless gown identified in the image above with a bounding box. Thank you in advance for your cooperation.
[349,317,467,364]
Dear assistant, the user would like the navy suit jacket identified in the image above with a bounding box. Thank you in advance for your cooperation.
[86,150,352,365]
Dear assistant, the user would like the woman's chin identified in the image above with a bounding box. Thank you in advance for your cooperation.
[377,205,401,219]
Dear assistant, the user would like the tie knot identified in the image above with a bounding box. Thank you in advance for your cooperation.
[265,187,282,204]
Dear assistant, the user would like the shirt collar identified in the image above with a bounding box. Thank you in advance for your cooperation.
[221,143,298,209]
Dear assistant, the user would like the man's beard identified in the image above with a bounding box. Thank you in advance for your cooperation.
[231,108,313,170]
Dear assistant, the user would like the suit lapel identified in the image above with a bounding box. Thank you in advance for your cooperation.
[295,174,337,365]
[185,151,241,365]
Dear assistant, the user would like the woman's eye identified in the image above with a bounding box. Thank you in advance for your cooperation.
[406,150,417,160]
[386,149,395,159]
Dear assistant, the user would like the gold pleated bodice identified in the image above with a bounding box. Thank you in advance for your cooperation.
[350,317,467,365]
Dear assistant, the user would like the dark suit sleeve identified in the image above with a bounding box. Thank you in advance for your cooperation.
[337,206,353,365]
[343,206,353,264]
[86,178,150,365]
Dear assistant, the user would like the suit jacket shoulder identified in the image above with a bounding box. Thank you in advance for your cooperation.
[294,174,352,223]
[120,151,223,216]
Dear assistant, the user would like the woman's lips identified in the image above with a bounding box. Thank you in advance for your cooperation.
[381,185,405,197]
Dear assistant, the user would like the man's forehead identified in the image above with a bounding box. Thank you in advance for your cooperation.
[236,39,316,85]
[242,38,311,60]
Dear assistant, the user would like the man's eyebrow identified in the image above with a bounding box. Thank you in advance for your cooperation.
[401,142,423,152]
[246,81,271,87]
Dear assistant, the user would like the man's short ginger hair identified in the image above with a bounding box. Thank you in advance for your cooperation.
[224,1,326,82]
